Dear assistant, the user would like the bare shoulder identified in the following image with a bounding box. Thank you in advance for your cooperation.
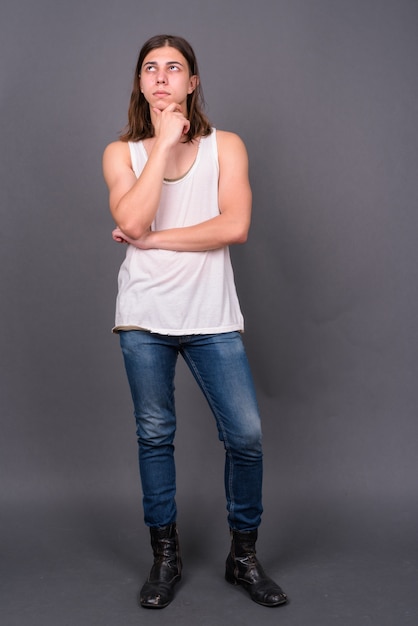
[216,129,247,155]
[215,130,249,173]
[102,141,133,188]
[103,140,131,164]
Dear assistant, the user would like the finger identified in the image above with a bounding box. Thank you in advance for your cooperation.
[154,102,176,115]
[166,102,182,113]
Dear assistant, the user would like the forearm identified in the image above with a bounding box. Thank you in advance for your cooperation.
[122,213,249,252]
[112,142,171,239]
[109,105,192,239]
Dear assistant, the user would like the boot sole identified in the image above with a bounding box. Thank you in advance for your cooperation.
[225,571,288,607]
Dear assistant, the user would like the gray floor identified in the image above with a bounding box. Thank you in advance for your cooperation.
[2,495,417,626]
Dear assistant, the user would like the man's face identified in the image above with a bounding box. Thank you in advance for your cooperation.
[140,46,198,113]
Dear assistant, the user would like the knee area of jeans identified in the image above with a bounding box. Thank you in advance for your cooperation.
[227,432,263,457]
[135,416,176,442]
[137,433,175,449]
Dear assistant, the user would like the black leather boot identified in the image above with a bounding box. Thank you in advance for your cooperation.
[139,523,182,609]
[225,529,288,607]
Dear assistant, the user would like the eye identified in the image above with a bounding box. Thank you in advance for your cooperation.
[168,65,180,71]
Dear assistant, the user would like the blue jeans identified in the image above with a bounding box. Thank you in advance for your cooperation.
[119,330,263,531]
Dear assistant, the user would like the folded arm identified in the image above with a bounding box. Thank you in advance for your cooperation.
[112,131,252,252]
[103,103,191,239]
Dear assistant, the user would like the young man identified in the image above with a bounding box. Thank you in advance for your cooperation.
[103,34,287,609]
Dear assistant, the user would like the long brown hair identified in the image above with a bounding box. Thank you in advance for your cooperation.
[120,35,212,143]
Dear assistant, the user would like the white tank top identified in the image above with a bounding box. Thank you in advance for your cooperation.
[113,130,244,335]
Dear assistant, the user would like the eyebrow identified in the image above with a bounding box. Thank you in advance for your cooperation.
[143,61,185,68]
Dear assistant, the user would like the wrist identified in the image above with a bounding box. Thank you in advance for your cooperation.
[147,230,159,249]
[140,229,158,250]
[153,135,175,153]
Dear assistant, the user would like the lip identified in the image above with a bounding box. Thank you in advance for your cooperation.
[153,90,170,97]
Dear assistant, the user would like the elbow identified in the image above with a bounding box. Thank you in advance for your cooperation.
[234,230,249,245]
[229,223,249,245]
[114,207,148,240]
[113,211,148,240]
[221,210,251,245]
[112,195,151,240]
[119,223,147,240]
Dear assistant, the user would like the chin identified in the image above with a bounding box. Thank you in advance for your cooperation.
[153,98,173,109]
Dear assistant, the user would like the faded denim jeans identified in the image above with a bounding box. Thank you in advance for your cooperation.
[119,330,263,531]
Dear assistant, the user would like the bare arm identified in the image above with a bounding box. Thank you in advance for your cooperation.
[113,131,252,252]
[103,103,191,239]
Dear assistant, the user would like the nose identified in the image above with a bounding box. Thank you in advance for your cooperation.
[156,69,167,84]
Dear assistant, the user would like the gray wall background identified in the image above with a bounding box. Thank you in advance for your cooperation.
[1,0,417,545]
